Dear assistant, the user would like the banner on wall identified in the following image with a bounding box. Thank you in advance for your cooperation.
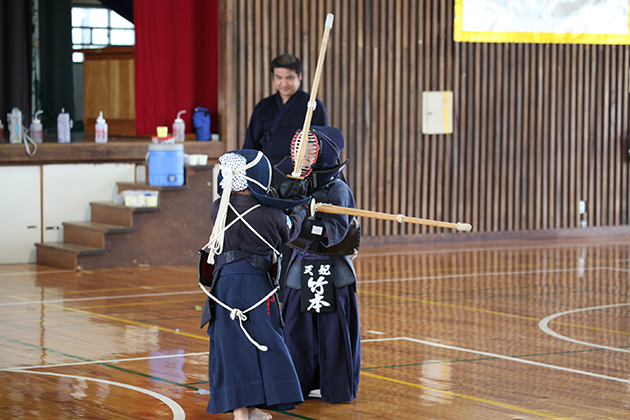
[454,0,630,44]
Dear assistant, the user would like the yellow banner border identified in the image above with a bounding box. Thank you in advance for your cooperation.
[454,0,630,45]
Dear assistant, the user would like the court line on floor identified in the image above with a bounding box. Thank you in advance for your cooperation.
[0,290,201,307]
[357,238,630,257]
[363,336,630,384]
[360,370,563,418]
[0,351,208,372]
[539,303,630,353]
[2,297,210,341]
[0,266,612,306]
[6,369,185,420]
[358,265,625,284]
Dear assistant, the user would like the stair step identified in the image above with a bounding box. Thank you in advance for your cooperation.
[63,221,135,249]
[36,242,106,254]
[35,242,106,270]
[90,201,160,227]
[117,182,190,192]
[64,221,135,233]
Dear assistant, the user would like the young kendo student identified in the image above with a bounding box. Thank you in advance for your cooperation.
[198,149,311,420]
[275,126,361,404]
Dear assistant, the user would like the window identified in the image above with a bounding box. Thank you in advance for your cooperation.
[71,7,134,63]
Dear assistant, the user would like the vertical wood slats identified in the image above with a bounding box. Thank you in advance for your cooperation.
[219,0,630,238]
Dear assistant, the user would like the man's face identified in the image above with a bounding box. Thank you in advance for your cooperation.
[273,67,302,102]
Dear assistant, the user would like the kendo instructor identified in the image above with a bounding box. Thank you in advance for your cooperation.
[243,54,329,165]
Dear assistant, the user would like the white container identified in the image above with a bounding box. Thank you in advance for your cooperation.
[173,109,186,143]
[57,108,71,143]
[29,110,43,144]
[184,154,199,166]
[197,154,208,165]
[95,111,108,143]
[8,108,23,144]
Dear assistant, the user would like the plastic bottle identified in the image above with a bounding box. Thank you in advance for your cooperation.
[29,110,43,144]
[173,109,186,143]
[95,111,108,143]
[57,108,71,143]
[8,108,23,144]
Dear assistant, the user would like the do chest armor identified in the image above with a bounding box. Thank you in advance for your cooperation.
[288,178,361,256]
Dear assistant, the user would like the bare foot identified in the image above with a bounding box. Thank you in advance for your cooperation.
[248,407,272,420]
[233,407,248,420]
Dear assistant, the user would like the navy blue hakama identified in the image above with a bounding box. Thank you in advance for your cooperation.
[282,285,361,403]
[206,260,304,414]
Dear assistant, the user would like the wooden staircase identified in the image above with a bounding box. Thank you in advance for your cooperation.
[36,166,215,270]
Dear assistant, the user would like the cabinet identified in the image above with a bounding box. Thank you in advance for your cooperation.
[0,164,135,263]
[0,166,41,264]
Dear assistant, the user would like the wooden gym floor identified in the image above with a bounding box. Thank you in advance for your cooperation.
[1,236,629,419]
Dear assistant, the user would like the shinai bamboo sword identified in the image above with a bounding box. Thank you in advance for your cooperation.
[312,201,472,232]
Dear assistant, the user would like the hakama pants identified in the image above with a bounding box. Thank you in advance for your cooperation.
[206,260,303,414]
[282,285,361,403]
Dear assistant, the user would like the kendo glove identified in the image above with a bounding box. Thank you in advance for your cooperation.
[278,178,307,199]
[288,202,309,220]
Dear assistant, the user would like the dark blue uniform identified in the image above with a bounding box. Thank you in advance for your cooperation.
[243,89,328,164]
[282,180,361,404]
[202,193,305,414]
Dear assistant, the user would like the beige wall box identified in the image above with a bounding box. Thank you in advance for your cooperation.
[422,91,453,135]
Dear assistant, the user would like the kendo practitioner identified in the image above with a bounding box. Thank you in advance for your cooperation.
[244,54,329,301]
[277,126,361,404]
[243,54,328,165]
[199,150,311,420]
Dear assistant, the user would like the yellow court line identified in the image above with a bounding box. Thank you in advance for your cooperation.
[361,290,536,320]
[9,296,209,342]
[360,291,630,336]
[74,298,203,310]
[361,371,566,419]
[8,283,195,299]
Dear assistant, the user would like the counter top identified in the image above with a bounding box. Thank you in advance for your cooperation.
[0,139,226,165]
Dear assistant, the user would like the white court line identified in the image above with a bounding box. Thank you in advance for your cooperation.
[539,303,630,353]
[0,290,201,307]
[6,370,186,420]
[359,266,610,284]
[361,336,630,384]
[358,238,630,257]
[0,351,208,372]
[2,266,627,306]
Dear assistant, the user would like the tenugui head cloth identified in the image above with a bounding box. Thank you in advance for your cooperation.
[217,149,310,210]
[217,150,270,196]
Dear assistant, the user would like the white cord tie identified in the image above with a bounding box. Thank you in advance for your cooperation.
[396,214,405,223]
[200,282,278,351]
[307,101,317,110]
[230,309,247,322]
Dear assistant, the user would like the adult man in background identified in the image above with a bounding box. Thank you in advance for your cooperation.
[243,54,329,165]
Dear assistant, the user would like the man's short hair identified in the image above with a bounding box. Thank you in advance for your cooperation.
[270,54,303,75]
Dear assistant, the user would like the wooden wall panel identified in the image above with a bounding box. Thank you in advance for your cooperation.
[82,47,135,136]
[219,0,630,239]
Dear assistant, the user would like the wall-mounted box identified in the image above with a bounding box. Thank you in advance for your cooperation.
[422,91,453,135]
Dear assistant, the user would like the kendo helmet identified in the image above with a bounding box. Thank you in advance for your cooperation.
[290,125,345,172]
[289,126,348,187]
[217,149,310,210]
